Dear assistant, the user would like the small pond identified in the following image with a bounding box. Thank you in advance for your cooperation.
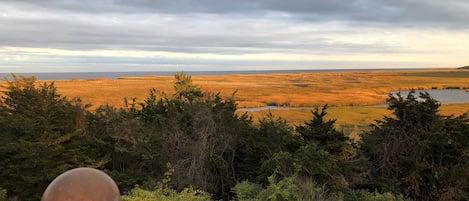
[391,89,469,104]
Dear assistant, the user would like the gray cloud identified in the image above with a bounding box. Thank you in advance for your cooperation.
[0,0,467,72]
[0,8,400,55]
[1,0,467,52]
[3,0,469,28]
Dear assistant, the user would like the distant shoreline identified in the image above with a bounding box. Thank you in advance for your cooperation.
[0,68,446,80]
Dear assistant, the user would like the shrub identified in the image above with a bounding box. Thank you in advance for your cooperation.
[0,188,6,201]
[344,190,409,201]
[122,186,211,201]
[231,181,263,201]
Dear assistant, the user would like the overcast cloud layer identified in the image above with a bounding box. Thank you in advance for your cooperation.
[1,0,468,72]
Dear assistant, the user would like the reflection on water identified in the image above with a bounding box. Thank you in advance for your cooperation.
[391,89,469,104]
[238,106,309,112]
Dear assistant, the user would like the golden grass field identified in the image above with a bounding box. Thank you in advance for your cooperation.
[2,69,469,133]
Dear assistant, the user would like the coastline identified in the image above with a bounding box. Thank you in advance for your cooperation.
[0,68,443,81]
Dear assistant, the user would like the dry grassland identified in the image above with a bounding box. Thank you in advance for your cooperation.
[241,103,469,138]
[1,69,468,130]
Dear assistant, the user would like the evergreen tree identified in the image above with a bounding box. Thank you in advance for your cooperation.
[361,91,469,201]
[132,72,253,200]
[294,105,357,191]
[296,105,352,156]
[236,113,298,186]
[260,106,359,192]
[84,105,167,193]
[0,75,103,200]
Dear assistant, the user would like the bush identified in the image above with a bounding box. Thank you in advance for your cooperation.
[121,186,211,201]
[231,181,263,201]
[344,190,410,201]
[233,176,341,201]
[0,188,6,201]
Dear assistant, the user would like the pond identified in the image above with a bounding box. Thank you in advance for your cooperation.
[391,89,469,104]
[238,106,310,112]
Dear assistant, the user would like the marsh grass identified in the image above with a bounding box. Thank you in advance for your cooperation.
[1,69,468,132]
[241,103,469,136]
[404,70,469,78]
[23,69,466,109]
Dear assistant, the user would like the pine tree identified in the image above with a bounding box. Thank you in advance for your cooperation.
[360,91,469,201]
[294,105,356,191]
[0,75,103,200]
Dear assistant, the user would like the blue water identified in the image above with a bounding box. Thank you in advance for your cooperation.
[0,68,422,80]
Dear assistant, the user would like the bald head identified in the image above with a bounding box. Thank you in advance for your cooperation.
[42,167,120,201]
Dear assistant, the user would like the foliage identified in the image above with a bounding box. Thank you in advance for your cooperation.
[257,176,301,201]
[258,106,359,192]
[294,105,359,190]
[0,188,6,201]
[296,105,352,156]
[1,73,467,201]
[121,162,211,201]
[0,74,105,200]
[231,180,263,201]
[85,104,167,192]
[343,190,409,201]
[119,72,252,199]
[233,176,341,201]
[121,186,211,201]
[360,91,469,201]
[232,177,410,201]
[235,113,297,185]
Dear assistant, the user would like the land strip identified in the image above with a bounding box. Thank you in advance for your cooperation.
[1,69,468,132]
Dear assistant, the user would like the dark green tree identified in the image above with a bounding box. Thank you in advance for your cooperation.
[259,106,359,192]
[133,72,253,200]
[361,91,469,201]
[0,75,104,200]
[296,105,353,157]
[236,113,298,186]
[294,105,357,191]
[84,105,167,193]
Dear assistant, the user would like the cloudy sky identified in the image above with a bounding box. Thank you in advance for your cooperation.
[1,0,468,72]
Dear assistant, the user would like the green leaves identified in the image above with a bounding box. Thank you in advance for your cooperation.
[361,91,469,200]
[0,74,102,200]
[1,74,466,201]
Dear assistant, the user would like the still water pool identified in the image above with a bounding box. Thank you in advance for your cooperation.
[391,89,469,104]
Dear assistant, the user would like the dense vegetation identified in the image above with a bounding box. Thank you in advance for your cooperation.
[0,73,467,201]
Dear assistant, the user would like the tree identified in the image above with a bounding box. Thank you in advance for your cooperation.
[360,91,469,201]
[258,106,359,193]
[133,72,253,200]
[296,105,353,157]
[0,75,104,200]
[236,113,298,185]
[294,105,357,191]
[84,105,168,193]
[173,72,203,102]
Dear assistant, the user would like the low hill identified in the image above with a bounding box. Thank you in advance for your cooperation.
[458,66,469,69]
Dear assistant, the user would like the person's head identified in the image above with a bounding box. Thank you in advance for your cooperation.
[42,167,120,201]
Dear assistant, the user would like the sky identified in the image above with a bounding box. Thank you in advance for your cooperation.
[0,0,468,72]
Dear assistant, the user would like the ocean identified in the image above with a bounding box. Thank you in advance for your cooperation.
[0,68,423,80]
